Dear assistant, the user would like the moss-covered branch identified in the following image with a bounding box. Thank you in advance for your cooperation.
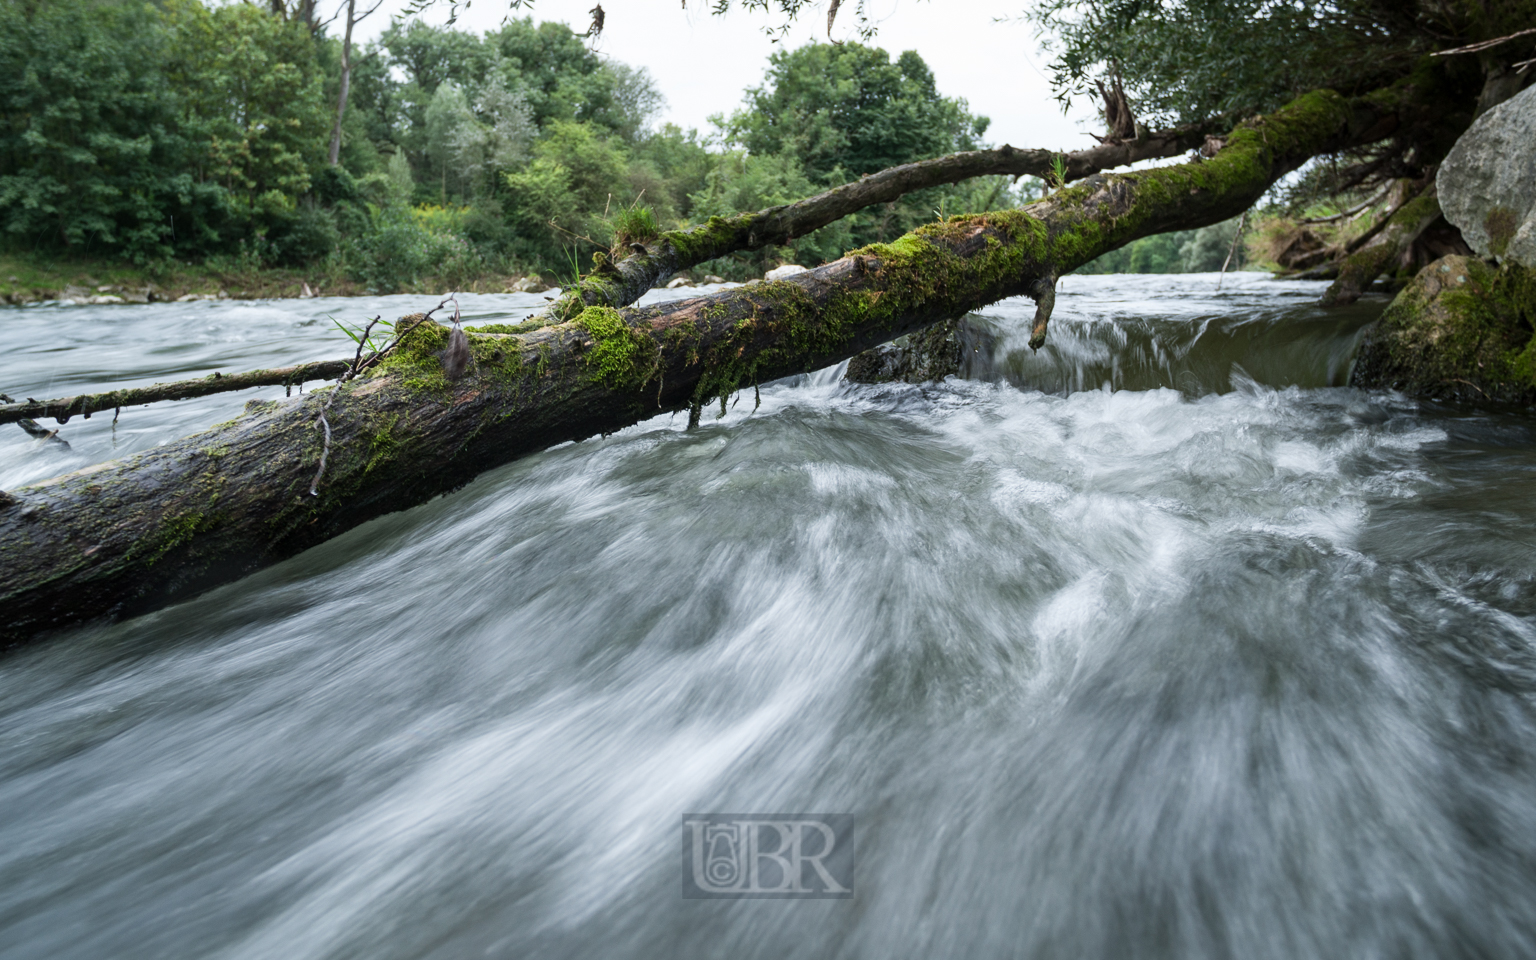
[1320,182,1442,306]
[0,86,1406,646]
[0,359,353,426]
[538,123,1220,324]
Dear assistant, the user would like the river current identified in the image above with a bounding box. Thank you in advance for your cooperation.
[2,274,1535,959]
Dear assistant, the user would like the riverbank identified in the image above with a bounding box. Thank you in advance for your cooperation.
[0,252,551,306]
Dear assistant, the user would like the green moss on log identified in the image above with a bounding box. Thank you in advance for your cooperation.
[573,305,660,390]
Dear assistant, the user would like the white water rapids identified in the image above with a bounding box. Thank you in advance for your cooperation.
[2,274,1535,959]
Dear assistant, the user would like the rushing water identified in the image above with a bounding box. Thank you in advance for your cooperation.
[3,274,1536,959]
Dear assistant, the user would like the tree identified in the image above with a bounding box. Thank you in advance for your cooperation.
[1029,0,1534,294]
[722,43,988,182]
[172,1,332,212]
[716,43,995,249]
[0,0,205,259]
[326,0,386,167]
[0,0,332,262]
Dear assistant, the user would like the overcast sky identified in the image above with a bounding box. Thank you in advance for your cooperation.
[353,0,1100,150]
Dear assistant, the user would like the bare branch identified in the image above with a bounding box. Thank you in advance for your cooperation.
[1430,26,1536,57]
[0,361,353,427]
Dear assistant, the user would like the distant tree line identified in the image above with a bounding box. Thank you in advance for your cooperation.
[0,0,1236,290]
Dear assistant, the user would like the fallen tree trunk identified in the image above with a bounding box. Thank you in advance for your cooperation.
[0,87,1404,646]
[2,127,1217,436]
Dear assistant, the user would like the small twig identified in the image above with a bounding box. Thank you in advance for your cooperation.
[1027,274,1057,351]
[1301,185,1391,224]
[1429,26,1536,57]
[0,393,70,446]
[309,410,333,496]
[308,297,458,496]
[1217,210,1249,290]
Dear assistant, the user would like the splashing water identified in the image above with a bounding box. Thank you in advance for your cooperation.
[2,274,1535,959]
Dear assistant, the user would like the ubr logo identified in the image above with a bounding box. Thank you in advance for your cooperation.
[682,814,854,899]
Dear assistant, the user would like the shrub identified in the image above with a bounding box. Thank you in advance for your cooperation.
[346,204,443,293]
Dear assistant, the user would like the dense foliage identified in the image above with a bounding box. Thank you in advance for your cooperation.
[0,0,331,263]
[1,0,1281,288]
[1030,1,1535,198]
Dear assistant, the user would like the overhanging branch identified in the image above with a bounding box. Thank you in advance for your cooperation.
[540,121,1220,323]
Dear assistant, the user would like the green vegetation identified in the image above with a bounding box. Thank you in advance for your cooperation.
[1,1,1036,295]
[1077,217,1253,275]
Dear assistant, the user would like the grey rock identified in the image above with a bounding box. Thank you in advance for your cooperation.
[764,264,808,281]
[1437,83,1536,267]
[665,275,694,288]
[511,275,548,293]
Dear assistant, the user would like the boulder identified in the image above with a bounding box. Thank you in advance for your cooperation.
[665,275,694,288]
[1351,254,1536,403]
[764,264,808,281]
[511,275,548,293]
[1437,84,1536,268]
[701,275,726,284]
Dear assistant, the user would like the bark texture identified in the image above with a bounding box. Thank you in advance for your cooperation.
[0,88,1403,646]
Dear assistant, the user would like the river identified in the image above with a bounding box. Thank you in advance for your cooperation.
[3,274,1535,959]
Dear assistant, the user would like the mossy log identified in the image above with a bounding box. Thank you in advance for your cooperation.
[0,88,1405,646]
[539,124,1220,323]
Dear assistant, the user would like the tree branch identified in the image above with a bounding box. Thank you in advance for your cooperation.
[0,360,352,426]
[1320,182,1440,307]
[538,121,1219,323]
[1429,26,1536,57]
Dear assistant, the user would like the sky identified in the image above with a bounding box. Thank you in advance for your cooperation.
[352,0,1102,151]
